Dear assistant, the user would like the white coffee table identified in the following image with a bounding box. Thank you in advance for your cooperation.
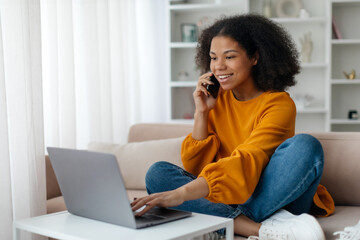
[14,211,234,240]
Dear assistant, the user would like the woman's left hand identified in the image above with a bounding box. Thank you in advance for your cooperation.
[131,188,185,216]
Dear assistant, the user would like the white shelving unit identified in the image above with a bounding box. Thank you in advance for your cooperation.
[166,0,249,121]
[166,0,360,132]
[330,0,360,131]
[250,0,331,132]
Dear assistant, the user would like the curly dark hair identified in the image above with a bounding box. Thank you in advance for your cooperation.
[196,14,300,91]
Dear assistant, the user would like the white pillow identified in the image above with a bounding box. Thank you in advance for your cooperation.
[88,136,185,190]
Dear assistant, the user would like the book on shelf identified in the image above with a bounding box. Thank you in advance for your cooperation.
[332,17,342,39]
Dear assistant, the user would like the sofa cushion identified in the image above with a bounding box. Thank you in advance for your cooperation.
[310,132,360,206]
[317,206,360,240]
[128,123,192,143]
[88,136,185,190]
[47,196,66,214]
[46,155,62,200]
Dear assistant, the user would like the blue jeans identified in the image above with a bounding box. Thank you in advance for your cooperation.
[145,134,324,223]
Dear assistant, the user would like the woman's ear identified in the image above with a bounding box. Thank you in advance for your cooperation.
[253,52,259,65]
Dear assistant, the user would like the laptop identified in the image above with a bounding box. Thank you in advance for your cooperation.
[47,147,192,229]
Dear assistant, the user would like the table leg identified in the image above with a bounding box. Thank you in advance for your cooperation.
[226,221,234,240]
[13,225,21,240]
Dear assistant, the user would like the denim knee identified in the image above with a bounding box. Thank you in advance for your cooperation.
[293,133,323,156]
[238,134,325,222]
[292,134,322,151]
[288,134,324,173]
[145,161,172,189]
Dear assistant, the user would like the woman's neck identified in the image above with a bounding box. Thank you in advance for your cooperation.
[232,86,263,101]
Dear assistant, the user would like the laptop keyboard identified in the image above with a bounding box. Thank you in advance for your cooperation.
[135,213,166,222]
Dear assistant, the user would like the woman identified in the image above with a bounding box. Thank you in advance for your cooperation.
[132,14,334,239]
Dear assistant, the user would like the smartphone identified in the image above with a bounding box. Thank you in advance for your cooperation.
[207,75,220,98]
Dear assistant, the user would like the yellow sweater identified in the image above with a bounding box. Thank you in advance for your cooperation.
[181,90,334,216]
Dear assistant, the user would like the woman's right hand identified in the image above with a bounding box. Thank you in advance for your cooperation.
[193,72,221,114]
[131,177,209,216]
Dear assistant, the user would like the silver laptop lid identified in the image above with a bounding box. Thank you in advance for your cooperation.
[47,147,137,228]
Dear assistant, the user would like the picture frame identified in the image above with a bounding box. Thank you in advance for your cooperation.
[181,23,197,42]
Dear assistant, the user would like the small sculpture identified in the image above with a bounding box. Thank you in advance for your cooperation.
[197,17,213,34]
[263,0,272,18]
[275,0,302,18]
[348,110,359,120]
[299,32,313,63]
[299,9,310,18]
[343,70,356,80]
[294,93,314,110]
[178,71,189,81]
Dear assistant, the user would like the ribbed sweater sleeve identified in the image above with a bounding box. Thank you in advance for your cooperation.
[181,133,220,176]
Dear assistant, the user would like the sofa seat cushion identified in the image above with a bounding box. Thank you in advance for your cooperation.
[47,196,66,214]
[317,206,360,240]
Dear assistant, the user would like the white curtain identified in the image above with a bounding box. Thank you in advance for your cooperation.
[41,0,167,150]
[0,0,46,239]
[0,0,166,238]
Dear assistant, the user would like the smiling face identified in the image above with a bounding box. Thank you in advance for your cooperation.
[209,36,260,100]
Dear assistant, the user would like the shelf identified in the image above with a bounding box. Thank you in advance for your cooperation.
[171,81,197,87]
[332,79,360,84]
[332,39,360,44]
[272,17,327,24]
[170,119,194,124]
[297,108,328,114]
[167,0,336,132]
[331,119,360,124]
[332,0,360,7]
[169,3,243,12]
[301,62,328,68]
[170,42,197,48]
